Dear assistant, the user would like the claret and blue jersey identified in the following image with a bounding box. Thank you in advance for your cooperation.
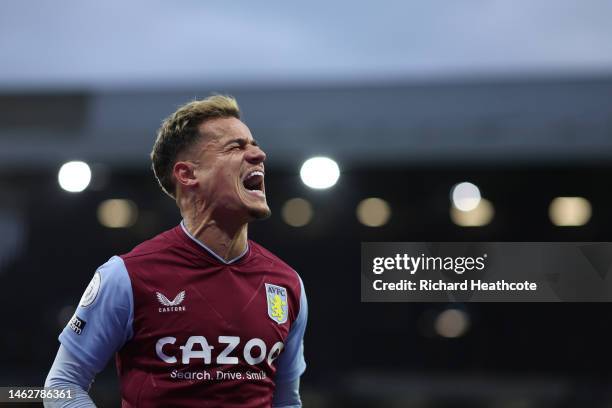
[58,221,307,408]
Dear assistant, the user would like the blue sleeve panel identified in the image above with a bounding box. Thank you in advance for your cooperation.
[58,256,134,373]
[272,276,308,406]
[271,378,301,408]
[44,345,96,408]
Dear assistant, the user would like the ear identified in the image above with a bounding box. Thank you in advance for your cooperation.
[173,161,198,190]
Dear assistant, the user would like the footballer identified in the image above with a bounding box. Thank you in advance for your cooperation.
[44,95,308,407]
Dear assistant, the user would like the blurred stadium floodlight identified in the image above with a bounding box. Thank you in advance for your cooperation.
[435,308,470,338]
[356,198,391,227]
[451,198,495,227]
[300,157,340,189]
[451,182,481,211]
[549,197,591,226]
[97,199,139,228]
[58,161,91,193]
[282,198,313,227]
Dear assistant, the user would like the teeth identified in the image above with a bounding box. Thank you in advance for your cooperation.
[245,170,264,180]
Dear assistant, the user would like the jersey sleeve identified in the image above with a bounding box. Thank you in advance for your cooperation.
[275,276,308,383]
[58,256,134,373]
[44,345,97,407]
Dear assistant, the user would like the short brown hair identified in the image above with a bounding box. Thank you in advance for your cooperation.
[151,95,240,198]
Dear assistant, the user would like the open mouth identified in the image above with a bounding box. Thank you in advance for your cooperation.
[242,170,265,195]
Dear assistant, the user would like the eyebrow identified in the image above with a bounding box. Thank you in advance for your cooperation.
[224,138,259,147]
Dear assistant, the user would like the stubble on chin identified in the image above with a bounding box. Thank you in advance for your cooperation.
[249,206,271,221]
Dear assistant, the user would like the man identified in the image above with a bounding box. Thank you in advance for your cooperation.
[45,95,307,407]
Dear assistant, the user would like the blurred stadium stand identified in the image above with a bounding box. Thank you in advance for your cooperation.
[2,77,612,168]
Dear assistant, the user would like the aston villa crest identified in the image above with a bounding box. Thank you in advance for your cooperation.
[265,283,288,324]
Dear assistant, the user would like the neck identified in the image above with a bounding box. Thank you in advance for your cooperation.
[180,196,249,262]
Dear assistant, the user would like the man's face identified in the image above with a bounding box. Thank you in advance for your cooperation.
[187,117,270,222]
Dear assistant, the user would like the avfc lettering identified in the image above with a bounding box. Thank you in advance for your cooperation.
[156,336,284,366]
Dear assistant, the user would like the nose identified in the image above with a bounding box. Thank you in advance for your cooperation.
[245,144,266,164]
